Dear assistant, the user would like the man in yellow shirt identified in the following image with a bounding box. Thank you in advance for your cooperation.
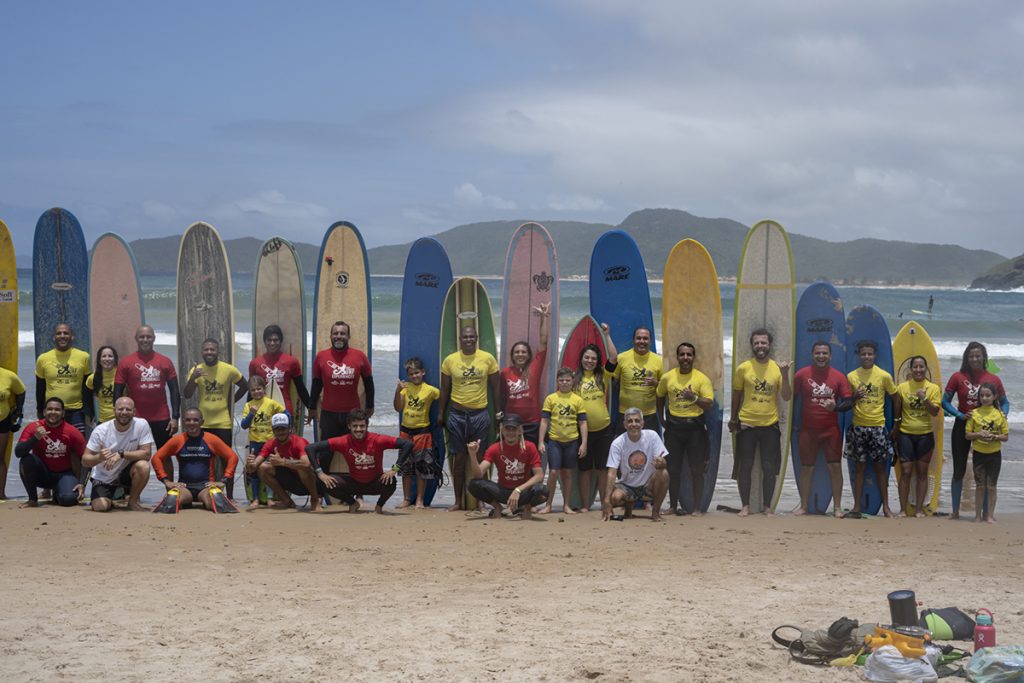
[35,323,91,435]
[729,328,791,517]
[612,327,662,434]
[437,325,499,511]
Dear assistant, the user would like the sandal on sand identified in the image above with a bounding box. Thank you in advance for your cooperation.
[841,510,863,519]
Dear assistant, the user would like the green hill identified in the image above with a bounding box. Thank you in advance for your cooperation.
[970,253,1024,290]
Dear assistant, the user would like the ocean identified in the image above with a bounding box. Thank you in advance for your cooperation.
[8,275,1024,513]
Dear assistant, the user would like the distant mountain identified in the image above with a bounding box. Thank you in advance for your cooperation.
[129,236,321,276]
[970,253,1024,290]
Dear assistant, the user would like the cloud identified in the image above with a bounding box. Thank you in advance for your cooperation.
[547,193,606,212]
[453,182,517,210]
[208,190,331,225]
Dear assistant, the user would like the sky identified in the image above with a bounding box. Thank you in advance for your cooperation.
[3,1,1024,259]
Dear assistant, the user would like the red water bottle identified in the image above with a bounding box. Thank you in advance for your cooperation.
[974,608,996,652]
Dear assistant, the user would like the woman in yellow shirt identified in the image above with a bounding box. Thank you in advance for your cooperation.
[892,356,940,517]
[86,346,119,424]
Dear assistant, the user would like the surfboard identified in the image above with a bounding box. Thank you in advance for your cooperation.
[732,220,794,513]
[0,220,17,470]
[500,222,559,396]
[892,320,944,515]
[33,208,90,357]
[791,281,846,514]
[399,237,453,506]
[662,239,724,513]
[589,230,656,355]
[177,222,234,415]
[440,277,497,510]
[88,232,145,365]
[843,304,894,515]
[253,236,307,433]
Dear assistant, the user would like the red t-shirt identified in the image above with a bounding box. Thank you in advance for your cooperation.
[312,347,371,413]
[18,420,86,472]
[258,434,309,461]
[116,351,178,421]
[482,440,541,489]
[500,348,547,424]
[326,433,398,484]
[793,365,851,433]
[945,370,1006,415]
[249,352,303,412]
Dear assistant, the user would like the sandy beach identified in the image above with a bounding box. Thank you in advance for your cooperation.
[2,504,1021,682]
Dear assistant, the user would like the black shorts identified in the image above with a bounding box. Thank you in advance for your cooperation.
[0,412,17,433]
[319,410,351,440]
[973,451,1001,486]
[897,432,935,463]
[90,468,134,500]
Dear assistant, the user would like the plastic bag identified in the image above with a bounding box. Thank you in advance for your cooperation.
[967,646,1024,682]
[864,645,937,683]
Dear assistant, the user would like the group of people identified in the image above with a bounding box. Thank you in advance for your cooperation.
[0,313,1011,524]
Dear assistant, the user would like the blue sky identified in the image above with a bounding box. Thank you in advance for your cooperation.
[3,1,1023,258]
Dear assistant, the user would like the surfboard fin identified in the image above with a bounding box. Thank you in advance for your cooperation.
[209,486,239,514]
[153,489,180,514]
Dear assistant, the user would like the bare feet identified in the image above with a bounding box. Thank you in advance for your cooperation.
[882,507,895,518]
[651,513,663,522]
[488,508,501,519]
[833,510,843,518]
[247,500,261,510]
[19,501,38,508]
[446,502,461,512]
[415,503,426,510]
[738,506,750,517]
[127,500,148,512]
[563,506,577,515]
[270,500,296,510]
[915,511,925,518]
[762,508,774,516]
[348,499,362,513]
[396,500,413,509]
[793,507,806,516]
[692,511,703,518]
[986,517,996,524]
[950,512,960,520]
[975,516,984,523]
[536,505,553,515]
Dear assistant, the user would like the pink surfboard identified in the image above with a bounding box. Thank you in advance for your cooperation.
[500,222,559,394]
[88,232,144,361]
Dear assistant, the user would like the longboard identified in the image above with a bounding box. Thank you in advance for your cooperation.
[0,220,17,469]
[662,239,724,513]
[399,237,453,506]
[440,277,497,510]
[253,236,307,433]
[791,282,846,514]
[732,220,794,513]
[892,321,944,515]
[88,232,145,365]
[500,222,559,396]
[843,305,894,515]
[33,208,90,357]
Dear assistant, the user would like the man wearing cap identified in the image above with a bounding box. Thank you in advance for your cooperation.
[603,407,670,522]
[466,413,547,520]
[253,413,323,511]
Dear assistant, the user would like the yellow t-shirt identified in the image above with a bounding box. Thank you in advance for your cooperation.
[400,382,440,429]
[35,347,91,410]
[847,366,897,427]
[441,350,498,410]
[85,372,116,422]
[542,390,586,442]
[0,368,26,421]
[733,359,782,427]
[896,379,941,435]
[966,405,1009,455]
[574,369,611,432]
[243,396,285,444]
[191,361,243,429]
[613,348,663,416]
[657,368,714,419]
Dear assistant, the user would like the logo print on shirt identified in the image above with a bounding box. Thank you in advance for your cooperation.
[350,449,374,469]
[753,378,771,394]
[462,366,479,379]
[261,364,285,385]
[203,379,223,394]
[326,361,356,382]
[56,364,73,377]
[407,395,424,409]
[632,367,648,381]
[44,438,68,458]
[557,403,574,417]
[500,453,526,479]
[627,450,647,472]
[506,376,529,398]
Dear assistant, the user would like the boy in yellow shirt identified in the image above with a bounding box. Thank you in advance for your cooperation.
[394,357,440,509]
[538,368,588,514]
[241,375,285,507]
[845,340,898,518]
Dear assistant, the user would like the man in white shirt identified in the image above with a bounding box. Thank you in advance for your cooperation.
[603,406,669,521]
[83,397,154,512]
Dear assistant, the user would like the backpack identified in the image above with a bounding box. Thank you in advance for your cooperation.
[919,607,975,641]
[772,617,876,665]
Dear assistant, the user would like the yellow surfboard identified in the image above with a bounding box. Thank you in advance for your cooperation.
[892,321,944,515]
[0,220,18,470]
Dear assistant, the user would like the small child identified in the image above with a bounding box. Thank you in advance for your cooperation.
[393,357,440,509]
[240,375,286,509]
[965,382,1009,524]
[537,367,588,514]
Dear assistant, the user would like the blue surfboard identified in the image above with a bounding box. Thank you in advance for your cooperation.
[398,238,453,506]
[33,208,90,357]
[791,282,846,514]
[843,304,894,515]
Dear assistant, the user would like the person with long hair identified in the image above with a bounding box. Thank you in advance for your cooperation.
[86,345,119,424]
[572,324,618,511]
[497,303,550,446]
[892,355,941,517]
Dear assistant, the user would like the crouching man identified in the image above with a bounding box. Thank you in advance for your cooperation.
[466,413,548,520]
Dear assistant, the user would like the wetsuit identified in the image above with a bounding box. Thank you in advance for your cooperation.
[152,432,238,499]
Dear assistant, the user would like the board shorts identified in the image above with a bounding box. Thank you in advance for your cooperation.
[614,481,654,502]
[973,451,1001,486]
[897,432,935,463]
[843,425,894,463]
[0,412,19,433]
[798,427,843,465]
[90,467,134,500]
[446,407,489,455]
[399,427,433,477]
[546,439,579,470]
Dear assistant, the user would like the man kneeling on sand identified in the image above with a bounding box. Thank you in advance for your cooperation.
[252,413,323,511]
[466,413,548,520]
[305,410,414,514]
[151,408,238,511]
[82,397,154,512]
[603,407,669,522]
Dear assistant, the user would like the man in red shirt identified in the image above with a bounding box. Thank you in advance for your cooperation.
[115,325,180,448]
[253,413,323,511]
[305,410,413,514]
[309,321,374,440]
[791,342,852,517]
[249,324,310,421]
[466,413,548,520]
[15,397,86,507]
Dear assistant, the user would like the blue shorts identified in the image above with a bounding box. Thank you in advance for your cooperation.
[446,408,490,455]
[546,439,579,470]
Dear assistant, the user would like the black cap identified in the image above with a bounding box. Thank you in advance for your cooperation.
[500,413,523,428]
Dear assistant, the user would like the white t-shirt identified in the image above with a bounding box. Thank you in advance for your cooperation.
[606,429,666,487]
[86,417,155,484]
